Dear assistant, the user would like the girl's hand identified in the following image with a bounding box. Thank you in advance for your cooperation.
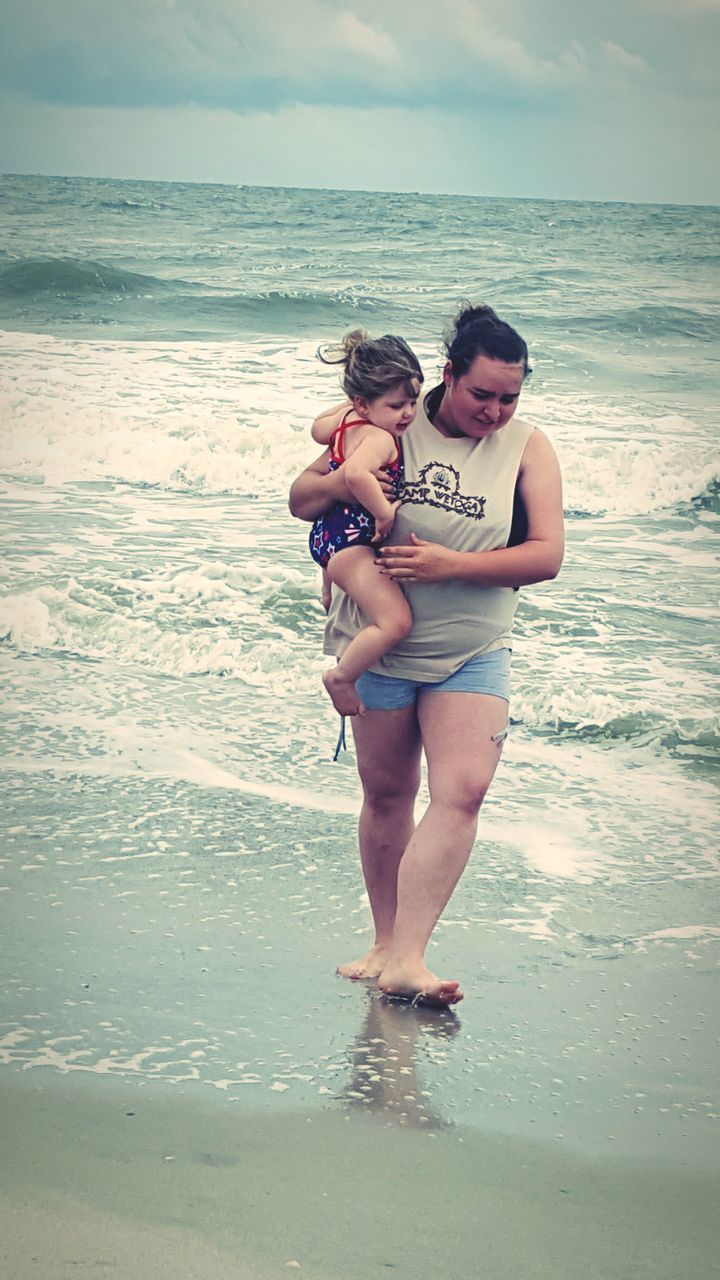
[372,501,401,544]
[378,533,456,582]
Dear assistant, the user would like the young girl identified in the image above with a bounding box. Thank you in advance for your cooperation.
[309,330,424,717]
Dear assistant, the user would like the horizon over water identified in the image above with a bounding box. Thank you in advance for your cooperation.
[0,172,718,1279]
[4,167,719,208]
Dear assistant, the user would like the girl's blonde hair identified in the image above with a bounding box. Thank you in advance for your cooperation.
[318,329,423,401]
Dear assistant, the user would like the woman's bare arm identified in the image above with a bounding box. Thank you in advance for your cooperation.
[288,449,399,523]
[288,450,351,521]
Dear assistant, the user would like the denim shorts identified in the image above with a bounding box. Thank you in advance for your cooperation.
[355,647,511,710]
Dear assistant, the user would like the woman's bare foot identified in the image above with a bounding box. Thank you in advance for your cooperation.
[377,960,463,1007]
[323,667,365,717]
[337,943,390,980]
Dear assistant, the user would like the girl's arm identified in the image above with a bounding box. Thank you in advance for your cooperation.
[311,402,351,445]
[343,431,399,524]
[379,429,564,587]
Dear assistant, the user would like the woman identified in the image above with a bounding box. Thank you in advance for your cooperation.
[289,304,564,1006]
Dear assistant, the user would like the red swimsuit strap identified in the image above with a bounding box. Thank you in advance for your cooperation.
[329,413,369,463]
[329,412,400,465]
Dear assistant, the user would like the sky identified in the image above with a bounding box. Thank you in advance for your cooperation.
[1,0,719,203]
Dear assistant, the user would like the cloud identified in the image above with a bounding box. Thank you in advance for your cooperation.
[2,0,664,113]
[1,0,718,202]
[1,2,413,109]
[445,0,587,87]
[599,41,654,80]
[333,12,400,65]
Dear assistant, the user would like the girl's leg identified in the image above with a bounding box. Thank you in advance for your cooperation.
[377,690,509,1006]
[337,703,422,979]
[323,546,412,716]
[320,567,332,614]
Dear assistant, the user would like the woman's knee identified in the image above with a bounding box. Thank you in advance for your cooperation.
[429,770,494,816]
[352,706,422,808]
[359,762,421,814]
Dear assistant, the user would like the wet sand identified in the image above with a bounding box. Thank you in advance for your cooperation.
[1,1197,273,1280]
[2,770,719,1277]
[2,755,718,1279]
[1,1070,717,1280]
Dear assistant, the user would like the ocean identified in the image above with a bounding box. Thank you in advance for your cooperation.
[1,172,718,1278]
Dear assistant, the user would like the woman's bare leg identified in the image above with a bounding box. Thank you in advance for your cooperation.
[377,691,509,1007]
[337,704,422,979]
[323,548,412,716]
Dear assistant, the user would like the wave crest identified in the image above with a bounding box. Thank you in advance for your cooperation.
[514,680,719,766]
[0,257,168,298]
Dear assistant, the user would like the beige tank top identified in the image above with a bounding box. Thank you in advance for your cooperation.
[324,392,535,681]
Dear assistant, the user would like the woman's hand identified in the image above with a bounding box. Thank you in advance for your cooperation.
[378,533,457,582]
[376,468,399,501]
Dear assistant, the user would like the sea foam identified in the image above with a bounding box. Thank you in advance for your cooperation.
[2,332,717,517]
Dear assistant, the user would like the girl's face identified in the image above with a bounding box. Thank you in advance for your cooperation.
[355,383,419,437]
[437,355,525,439]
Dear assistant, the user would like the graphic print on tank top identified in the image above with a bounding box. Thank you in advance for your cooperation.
[400,461,486,521]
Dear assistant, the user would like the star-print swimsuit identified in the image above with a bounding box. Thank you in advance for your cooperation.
[308,414,404,569]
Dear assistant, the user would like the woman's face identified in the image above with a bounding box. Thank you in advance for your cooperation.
[438,355,525,439]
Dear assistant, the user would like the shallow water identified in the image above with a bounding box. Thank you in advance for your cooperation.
[2,744,718,1166]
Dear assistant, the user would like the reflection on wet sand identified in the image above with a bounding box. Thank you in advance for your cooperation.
[341,992,460,1128]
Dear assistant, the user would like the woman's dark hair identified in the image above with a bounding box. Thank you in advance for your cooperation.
[318,329,423,401]
[444,304,531,378]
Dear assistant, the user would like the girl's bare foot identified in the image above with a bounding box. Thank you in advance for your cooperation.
[337,943,390,980]
[377,959,463,1007]
[323,667,365,717]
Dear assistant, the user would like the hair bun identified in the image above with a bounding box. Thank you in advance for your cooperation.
[455,303,500,332]
[341,328,370,354]
[317,329,370,367]
[444,302,530,377]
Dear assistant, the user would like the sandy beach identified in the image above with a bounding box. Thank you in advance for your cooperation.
[2,1067,718,1280]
